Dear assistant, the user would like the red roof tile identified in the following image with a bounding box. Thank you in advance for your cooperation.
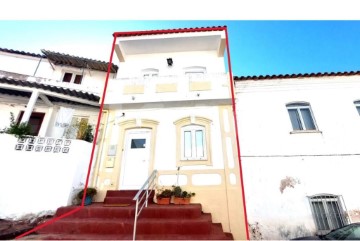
[113,26,227,37]
[0,47,44,58]
[234,70,360,81]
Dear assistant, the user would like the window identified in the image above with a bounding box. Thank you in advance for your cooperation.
[62,72,83,84]
[64,116,89,139]
[308,194,349,233]
[286,103,317,131]
[181,125,207,160]
[354,101,360,115]
[17,111,45,136]
[174,116,212,166]
[184,66,206,80]
[184,66,206,75]
[131,139,146,149]
[142,68,159,79]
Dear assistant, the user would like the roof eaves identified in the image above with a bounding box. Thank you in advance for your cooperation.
[0,47,45,58]
[234,70,360,81]
[0,77,100,102]
[41,49,118,73]
[113,26,227,37]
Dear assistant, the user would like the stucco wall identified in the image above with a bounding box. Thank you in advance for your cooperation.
[108,105,225,172]
[115,51,226,78]
[0,51,107,93]
[0,134,94,219]
[236,76,360,239]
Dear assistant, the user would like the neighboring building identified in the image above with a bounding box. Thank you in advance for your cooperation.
[235,72,360,239]
[0,48,117,219]
[90,27,248,239]
[0,48,118,138]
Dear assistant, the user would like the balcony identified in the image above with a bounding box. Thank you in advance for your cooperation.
[104,73,231,105]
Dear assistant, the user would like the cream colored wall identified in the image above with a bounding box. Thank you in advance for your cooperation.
[92,104,247,240]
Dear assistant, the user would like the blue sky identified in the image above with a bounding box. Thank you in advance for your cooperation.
[0,20,359,77]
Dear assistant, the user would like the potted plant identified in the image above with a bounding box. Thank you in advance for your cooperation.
[172,185,195,205]
[77,187,97,206]
[155,187,172,205]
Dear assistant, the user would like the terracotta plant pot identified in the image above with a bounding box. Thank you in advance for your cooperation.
[156,197,171,205]
[173,197,191,205]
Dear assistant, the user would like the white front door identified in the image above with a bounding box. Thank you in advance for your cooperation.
[119,129,151,190]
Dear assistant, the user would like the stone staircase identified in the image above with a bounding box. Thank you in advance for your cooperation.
[21,190,233,240]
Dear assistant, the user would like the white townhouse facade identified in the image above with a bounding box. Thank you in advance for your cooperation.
[91,27,248,240]
[235,72,360,239]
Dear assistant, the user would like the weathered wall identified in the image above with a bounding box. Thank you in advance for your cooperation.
[0,134,94,219]
[236,76,360,239]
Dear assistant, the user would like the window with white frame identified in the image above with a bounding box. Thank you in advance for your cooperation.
[181,124,207,160]
[174,116,212,166]
[184,66,206,80]
[62,72,83,84]
[142,68,159,79]
[308,194,349,233]
[286,103,317,131]
[354,101,360,115]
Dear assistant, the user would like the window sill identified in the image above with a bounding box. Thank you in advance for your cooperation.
[290,130,322,134]
[177,159,212,166]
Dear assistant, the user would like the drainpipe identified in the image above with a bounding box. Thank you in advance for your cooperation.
[33,57,43,77]
[21,90,39,123]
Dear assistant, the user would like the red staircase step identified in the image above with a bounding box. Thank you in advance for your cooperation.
[37,216,212,235]
[23,231,232,240]
[105,190,140,197]
[20,189,233,240]
[55,203,203,220]
[104,190,155,205]
[103,197,135,205]
[55,204,135,219]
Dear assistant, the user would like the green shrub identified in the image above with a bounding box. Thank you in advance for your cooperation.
[0,112,32,138]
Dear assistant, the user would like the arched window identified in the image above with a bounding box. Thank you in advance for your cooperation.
[181,124,207,160]
[174,116,212,166]
[286,102,317,131]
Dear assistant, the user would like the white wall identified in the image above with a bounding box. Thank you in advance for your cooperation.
[235,76,360,239]
[0,51,108,93]
[115,51,225,78]
[0,134,94,219]
[0,53,52,77]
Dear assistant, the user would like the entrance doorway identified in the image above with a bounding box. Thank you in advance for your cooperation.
[119,129,151,190]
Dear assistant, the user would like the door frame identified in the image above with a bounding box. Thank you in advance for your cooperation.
[119,128,152,189]
[113,118,159,190]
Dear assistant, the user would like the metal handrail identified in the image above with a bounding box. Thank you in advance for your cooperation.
[132,169,158,241]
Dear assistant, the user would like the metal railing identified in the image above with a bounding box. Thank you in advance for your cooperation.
[132,170,158,240]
